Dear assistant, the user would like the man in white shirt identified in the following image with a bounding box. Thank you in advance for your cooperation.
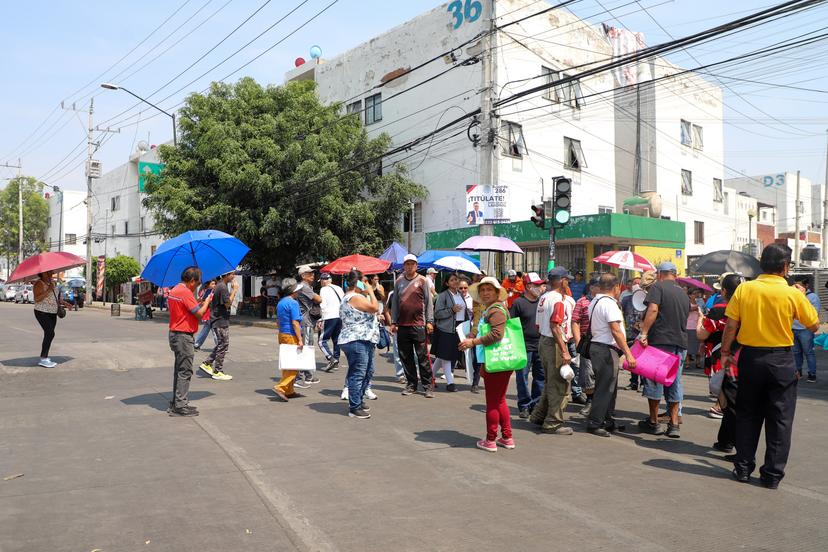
[530,267,574,435]
[318,272,344,371]
[425,267,438,300]
[265,274,281,318]
[586,273,637,437]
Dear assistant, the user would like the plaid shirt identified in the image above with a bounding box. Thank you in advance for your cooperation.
[572,295,593,335]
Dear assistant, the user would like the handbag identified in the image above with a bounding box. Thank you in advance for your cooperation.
[708,367,725,397]
[479,305,527,373]
[377,325,391,350]
[54,287,66,319]
[575,296,613,360]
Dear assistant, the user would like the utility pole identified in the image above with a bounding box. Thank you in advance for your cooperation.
[1,160,23,265]
[822,130,828,267]
[795,169,801,267]
[478,0,498,275]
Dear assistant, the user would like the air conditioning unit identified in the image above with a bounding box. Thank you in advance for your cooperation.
[87,159,102,178]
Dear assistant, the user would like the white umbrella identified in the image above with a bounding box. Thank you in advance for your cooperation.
[433,256,482,274]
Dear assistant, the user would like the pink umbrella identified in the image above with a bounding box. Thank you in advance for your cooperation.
[677,277,713,292]
[6,251,87,283]
[456,235,523,254]
[593,250,655,272]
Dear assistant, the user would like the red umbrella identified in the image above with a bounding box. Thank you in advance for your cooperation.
[593,250,655,272]
[320,254,391,275]
[6,252,87,284]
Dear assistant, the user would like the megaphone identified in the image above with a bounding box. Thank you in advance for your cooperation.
[632,289,647,313]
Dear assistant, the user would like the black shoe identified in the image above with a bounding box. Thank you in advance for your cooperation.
[637,419,665,435]
[587,426,611,437]
[168,406,199,417]
[760,477,779,490]
[359,403,371,413]
[666,423,680,439]
[807,374,816,383]
[713,442,734,453]
[470,385,480,394]
[605,421,626,432]
[724,454,737,462]
[424,387,435,398]
[518,409,530,419]
[401,386,416,396]
[572,394,588,405]
[446,383,457,392]
[348,408,371,419]
[625,383,638,391]
[732,469,750,483]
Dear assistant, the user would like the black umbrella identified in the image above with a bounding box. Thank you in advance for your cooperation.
[688,250,761,278]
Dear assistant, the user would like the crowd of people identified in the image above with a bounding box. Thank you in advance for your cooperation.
[141,244,822,490]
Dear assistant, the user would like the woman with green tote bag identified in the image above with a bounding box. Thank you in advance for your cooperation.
[460,276,526,452]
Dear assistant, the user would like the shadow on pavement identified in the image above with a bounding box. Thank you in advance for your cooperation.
[306,402,348,416]
[414,429,477,448]
[642,457,733,480]
[121,391,214,411]
[0,355,75,367]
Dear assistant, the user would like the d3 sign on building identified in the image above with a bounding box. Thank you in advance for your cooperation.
[138,161,165,193]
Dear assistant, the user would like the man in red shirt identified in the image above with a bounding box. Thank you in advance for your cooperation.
[501,269,525,308]
[166,267,214,417]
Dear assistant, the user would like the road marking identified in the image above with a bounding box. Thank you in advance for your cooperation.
[194,418,337,552]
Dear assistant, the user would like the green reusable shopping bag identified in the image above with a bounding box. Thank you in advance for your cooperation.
[479,307,527,373]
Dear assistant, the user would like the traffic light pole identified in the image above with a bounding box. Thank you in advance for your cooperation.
[548,225,556,271]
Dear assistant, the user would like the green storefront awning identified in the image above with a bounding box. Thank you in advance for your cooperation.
[427,213,685,250]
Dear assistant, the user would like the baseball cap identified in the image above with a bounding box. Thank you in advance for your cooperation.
[291,283,304,294]
[319,273,332,281]
[297,265,314,275]
[403,254,418,263]
[523,272,544,285]
[507,269,517,277]
[656,261,677,273]
[426,267,438,274]
[547,267,572,280]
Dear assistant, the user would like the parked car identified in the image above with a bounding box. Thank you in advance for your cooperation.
[4,284,20,302]
[15,284,34,304]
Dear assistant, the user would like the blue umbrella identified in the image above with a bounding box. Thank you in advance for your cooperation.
[379,241,409,265]
[391,249,480,271]
[141,230,251,287]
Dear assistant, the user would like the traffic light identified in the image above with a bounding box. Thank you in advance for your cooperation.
[531,204,545,229]
[553,178,572,227]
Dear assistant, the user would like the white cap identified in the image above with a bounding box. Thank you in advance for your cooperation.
[297,265,314,275]
[403,254,418,264]
[426,267,438,274]
[507,269,517,276]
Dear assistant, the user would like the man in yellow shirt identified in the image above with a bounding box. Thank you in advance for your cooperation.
[722,244,819,489]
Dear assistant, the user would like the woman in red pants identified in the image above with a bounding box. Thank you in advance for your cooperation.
[460,276,514,452]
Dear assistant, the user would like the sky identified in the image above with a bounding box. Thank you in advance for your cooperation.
[1,0,827,196]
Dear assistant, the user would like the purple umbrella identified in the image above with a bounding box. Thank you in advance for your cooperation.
[456,235,524,254]
[677,276,713,292]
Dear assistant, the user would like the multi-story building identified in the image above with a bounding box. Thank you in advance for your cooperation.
[44,189,87,277]
[287,0,733,274]
[726,171,822,235]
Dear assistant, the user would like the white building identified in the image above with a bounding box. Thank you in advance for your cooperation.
[726,171,822,235]
[286,0,730,270]
[44,189,87,277]
[89,144,164,268]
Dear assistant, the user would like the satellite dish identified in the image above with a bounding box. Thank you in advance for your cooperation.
[136,140,150,153]
[632,289,647,312]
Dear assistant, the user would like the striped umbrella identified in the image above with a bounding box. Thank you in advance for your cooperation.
[592,250,655,272]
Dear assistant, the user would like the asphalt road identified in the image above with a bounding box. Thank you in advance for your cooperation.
[2,301,828,552]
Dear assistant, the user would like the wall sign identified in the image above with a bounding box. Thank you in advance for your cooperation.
[447,0,482,30]
[138,161,165,193]
[466,183,510,225]
[762,174,785,187]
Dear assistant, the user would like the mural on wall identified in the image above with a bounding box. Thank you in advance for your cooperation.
[466,184,510,225]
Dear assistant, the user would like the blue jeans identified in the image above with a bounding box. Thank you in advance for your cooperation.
[642,346,687,404]
[194,320,215,349]
[793,329,816,377]
[319,318,342,361]
[342,340,375,412]
[516,350,545,411]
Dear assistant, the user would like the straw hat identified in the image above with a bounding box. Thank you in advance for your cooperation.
[640,270,657,289]
[469,276,508,303]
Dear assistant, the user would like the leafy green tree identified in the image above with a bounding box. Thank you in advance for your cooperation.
[105,255,141,287]
[0,176,49,267]
[143,78,426,272]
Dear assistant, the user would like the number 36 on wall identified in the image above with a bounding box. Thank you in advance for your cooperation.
[448,0,483,29]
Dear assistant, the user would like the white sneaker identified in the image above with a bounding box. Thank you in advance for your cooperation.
[439,374,446,380]
[363,388,378,400]
[340,387,349,400]
[38,358,57,368]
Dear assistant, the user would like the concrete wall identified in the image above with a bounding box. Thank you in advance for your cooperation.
[726,172,819,235]
[45,190,87,277]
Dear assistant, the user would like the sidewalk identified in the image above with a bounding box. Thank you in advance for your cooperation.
[85,300,281,330]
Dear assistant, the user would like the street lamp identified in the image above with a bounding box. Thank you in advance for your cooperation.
[100,83,177,146]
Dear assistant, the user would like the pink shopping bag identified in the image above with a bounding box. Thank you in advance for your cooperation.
[622,342,680,386]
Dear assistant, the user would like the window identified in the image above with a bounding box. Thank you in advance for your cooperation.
[402,202,423,233]
[542,66,557,101]
[724,191,729,215]
[47,217,51,228]
[124,221,129,235]
[680,120,692,146]
[500,121,527,158]
[692,124,704,150]
[111,195,120,211]
[364,93,382,125]
[564,137,587,170]
[545,68,585,108]
[346,100,362,116]
[762,211,768,222]
[65,233,76,245]
[151,245,157,256]
[598,205,613,214]
[571,80,585,108]
[713,178,723,202]
[798,201,805,215]
[694,221,704,244]
[681,169,692,196]
[110,224,115,236]
[140,217,145,233]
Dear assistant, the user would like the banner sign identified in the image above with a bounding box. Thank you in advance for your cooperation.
[96,256,106,298]
[138,162,165,193]
[466,184,510,225]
